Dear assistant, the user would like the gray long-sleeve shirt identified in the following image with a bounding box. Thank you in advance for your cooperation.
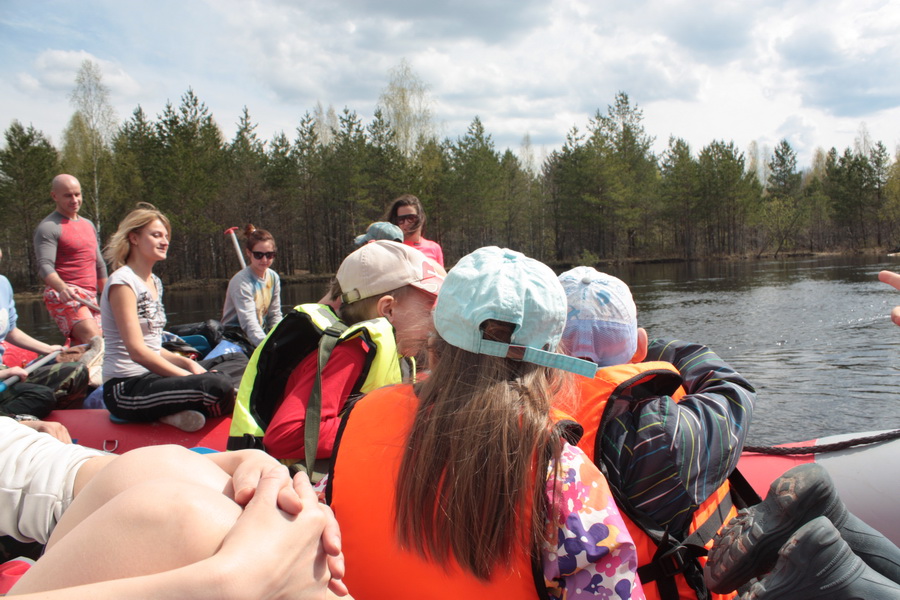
[221,266,282,346]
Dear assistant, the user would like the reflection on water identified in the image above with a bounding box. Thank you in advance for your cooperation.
[606,255,900,445]
[14,256,900,445]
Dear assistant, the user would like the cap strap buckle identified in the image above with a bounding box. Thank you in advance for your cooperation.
[341,289,362,304]
[505,345,527,361]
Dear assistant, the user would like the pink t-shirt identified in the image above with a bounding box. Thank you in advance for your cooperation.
[404,237,444,266]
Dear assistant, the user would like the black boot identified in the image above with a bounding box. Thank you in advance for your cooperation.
[707,463,900,593]
[832,507,900,586]
[738,516,900,599]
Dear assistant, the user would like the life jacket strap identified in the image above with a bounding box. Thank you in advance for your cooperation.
[637,468,760,600]
[226,432,264,451]
[302,322,349,479]
[638,535,711,600]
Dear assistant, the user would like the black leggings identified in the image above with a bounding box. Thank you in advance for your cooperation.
[103,368,234,422]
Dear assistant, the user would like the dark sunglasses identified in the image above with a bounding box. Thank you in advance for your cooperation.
[396,214,419,224]
[251,251,276,260]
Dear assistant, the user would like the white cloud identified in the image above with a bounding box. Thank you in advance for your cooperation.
[13,50,141,99]
[2,0,900,169]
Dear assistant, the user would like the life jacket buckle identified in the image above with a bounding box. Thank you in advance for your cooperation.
[657,546,688,578]
[323,325,345,338]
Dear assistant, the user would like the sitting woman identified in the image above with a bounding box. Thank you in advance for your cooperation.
[100,204,234,432]
[221,226,282,350]
[326,246,644,599]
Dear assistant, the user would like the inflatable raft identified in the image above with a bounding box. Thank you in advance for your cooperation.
[45,408,900,545]
[47,409,230,453]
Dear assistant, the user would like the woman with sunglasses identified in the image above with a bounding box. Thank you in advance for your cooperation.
[383,194,444,266]
[101,204,234,432]
[221,226,283,349]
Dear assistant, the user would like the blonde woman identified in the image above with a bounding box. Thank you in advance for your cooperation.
[100,204,234,432]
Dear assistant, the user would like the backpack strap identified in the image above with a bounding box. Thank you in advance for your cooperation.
[303,322,349,480]
[636,468,762,600]
[726,465,764,509]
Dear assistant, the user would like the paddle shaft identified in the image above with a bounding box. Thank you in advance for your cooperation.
[0,349,62,393]
[74,296,101,312]
[224,227,247,269]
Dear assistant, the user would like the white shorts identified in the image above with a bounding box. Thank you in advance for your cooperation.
[0,418,103,544]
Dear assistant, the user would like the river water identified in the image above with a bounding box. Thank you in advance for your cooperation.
[14,255,900,445]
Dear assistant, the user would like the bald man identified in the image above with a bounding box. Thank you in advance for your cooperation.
[33,175,107,345]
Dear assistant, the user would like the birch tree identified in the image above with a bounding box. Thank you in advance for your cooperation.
[377,58,435,158]
[68,59,117,233]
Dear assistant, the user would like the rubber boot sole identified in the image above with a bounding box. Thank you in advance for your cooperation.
[706,463,845,593]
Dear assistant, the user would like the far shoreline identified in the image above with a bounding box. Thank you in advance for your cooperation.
[12,248,895,301]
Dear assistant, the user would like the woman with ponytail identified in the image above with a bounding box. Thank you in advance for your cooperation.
[221,225,282,349]
[326,247,644,599]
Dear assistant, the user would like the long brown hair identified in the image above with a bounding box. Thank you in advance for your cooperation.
[394,321,567,580]
[383,193,426,233]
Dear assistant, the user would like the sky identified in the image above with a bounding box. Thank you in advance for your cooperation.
[2,0,900,171]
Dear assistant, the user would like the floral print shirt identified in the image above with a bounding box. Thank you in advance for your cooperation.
[543,443,645,600]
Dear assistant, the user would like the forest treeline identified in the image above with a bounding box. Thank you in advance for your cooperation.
[2,61,899,289]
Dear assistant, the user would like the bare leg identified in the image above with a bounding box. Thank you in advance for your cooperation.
[10,478,241,593]
[49,445,235,549]
[70,317,102,346]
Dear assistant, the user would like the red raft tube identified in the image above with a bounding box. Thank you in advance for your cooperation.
[47,409,230,454]
[46,405,900,547]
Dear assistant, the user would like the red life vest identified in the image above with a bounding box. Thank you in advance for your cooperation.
[561,362,738,600]
[326,384,544,600]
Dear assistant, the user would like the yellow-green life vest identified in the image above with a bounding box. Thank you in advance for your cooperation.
[228,303,403,451]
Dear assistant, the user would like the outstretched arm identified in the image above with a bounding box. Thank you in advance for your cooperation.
[5,327,62,355]
[879,270,900,326]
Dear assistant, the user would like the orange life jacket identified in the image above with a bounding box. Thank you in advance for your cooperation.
[326,384,544,600]
[561,362,739,600]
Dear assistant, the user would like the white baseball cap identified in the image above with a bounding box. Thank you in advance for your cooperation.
[337,240,444,304]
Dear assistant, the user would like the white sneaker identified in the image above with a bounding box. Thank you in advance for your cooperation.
[159,410,206,432]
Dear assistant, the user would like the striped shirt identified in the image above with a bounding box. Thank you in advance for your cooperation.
[600,339,756,534]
